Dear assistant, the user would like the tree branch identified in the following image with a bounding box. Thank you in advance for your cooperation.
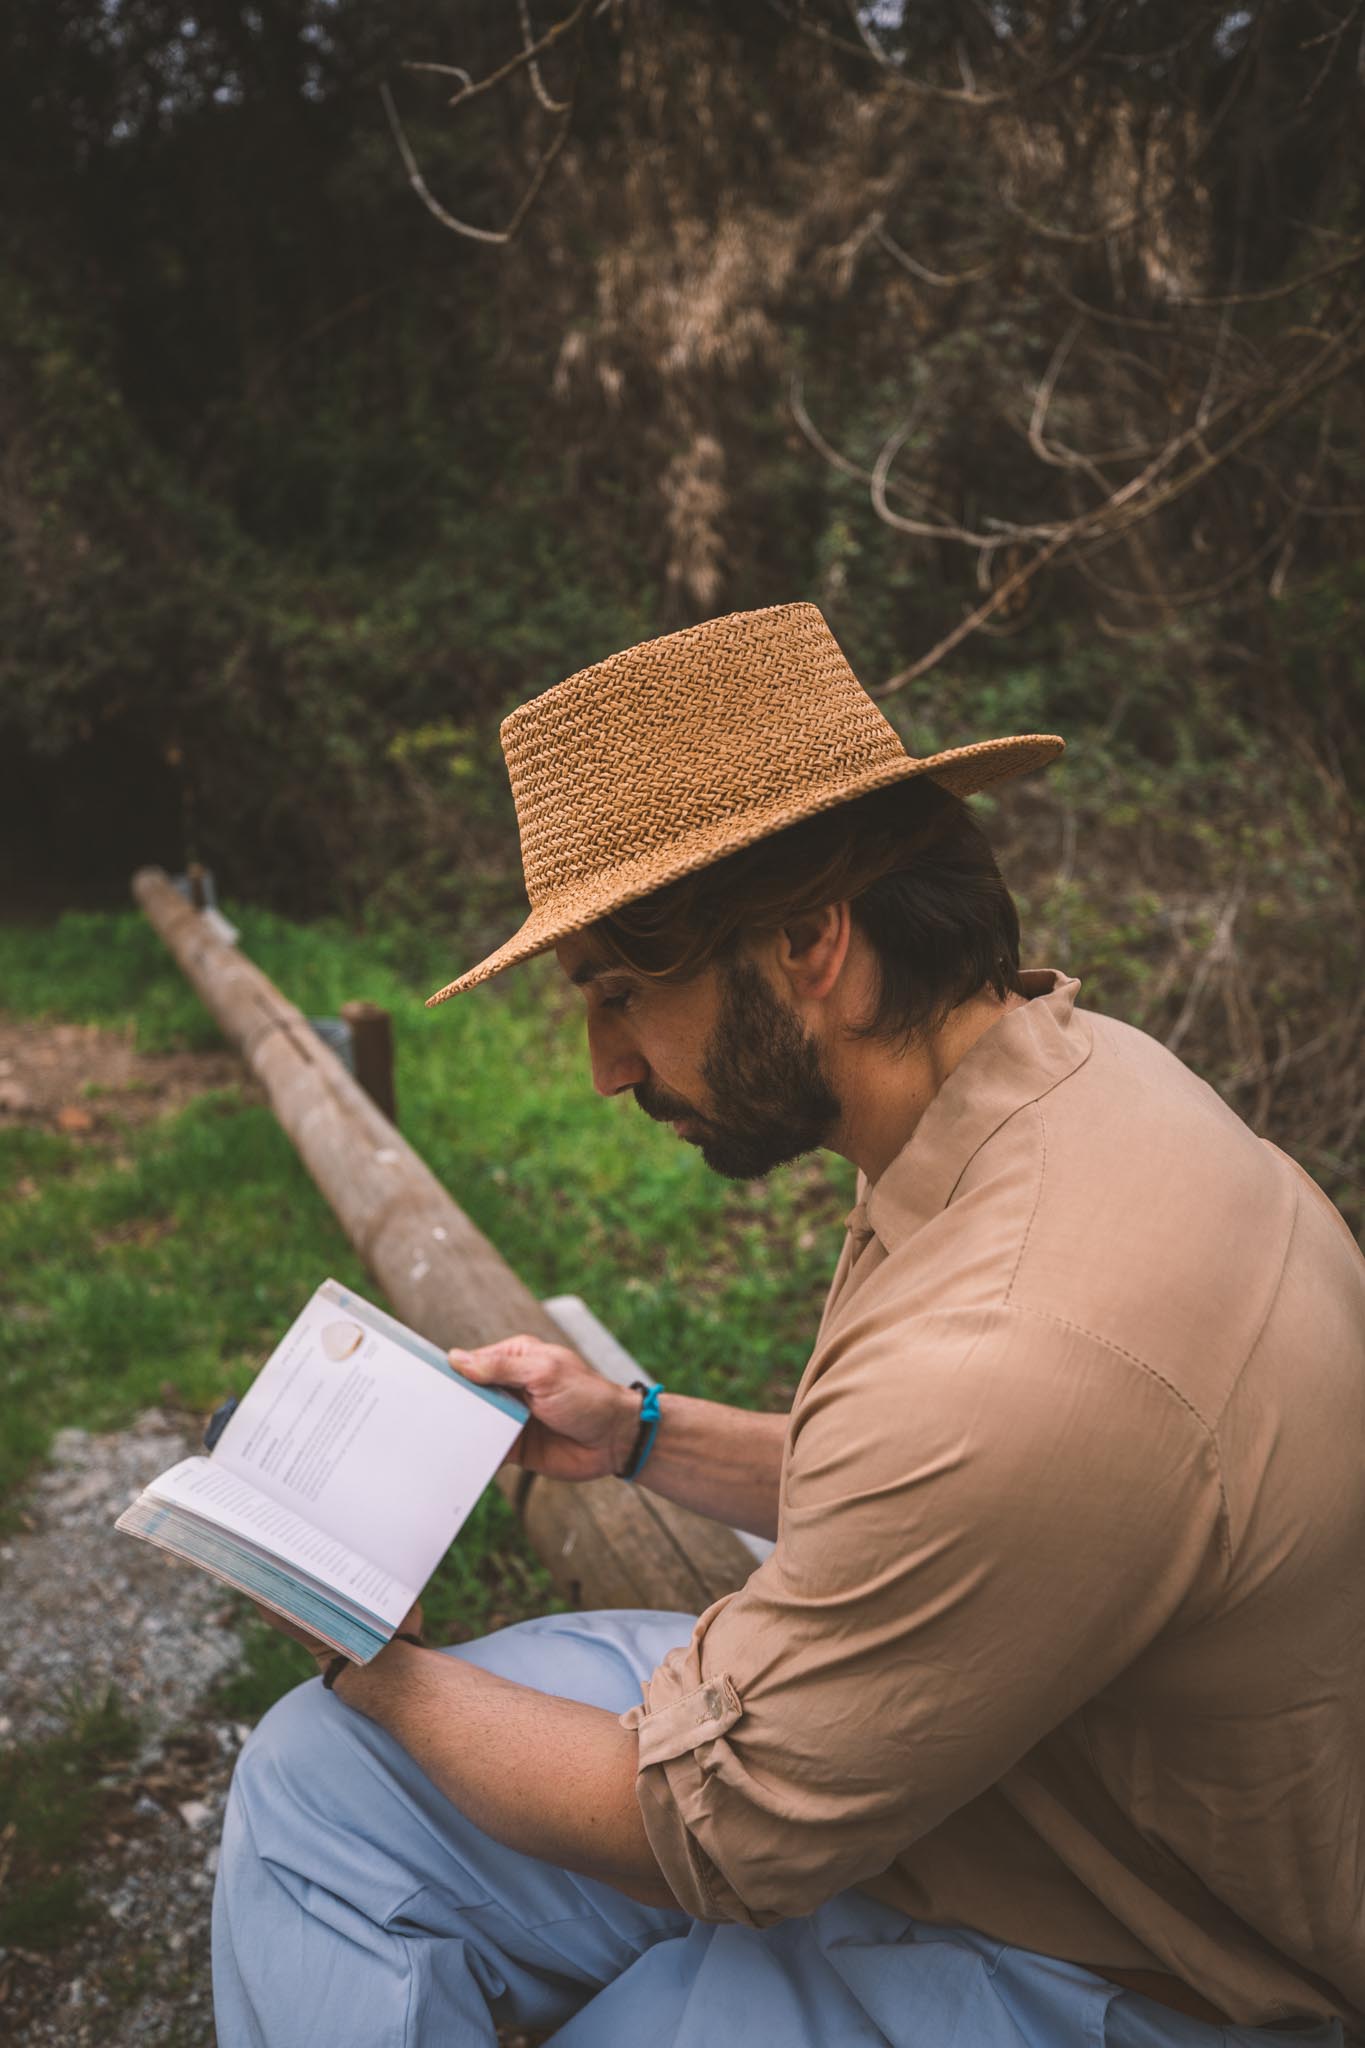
[873,317,1365,696]
[404,0,593,111]
[380,78,575,246]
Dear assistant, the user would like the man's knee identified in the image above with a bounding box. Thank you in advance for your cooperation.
[231,1674,358,1826]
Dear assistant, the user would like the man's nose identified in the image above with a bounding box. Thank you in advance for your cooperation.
[586,1013,649,1098]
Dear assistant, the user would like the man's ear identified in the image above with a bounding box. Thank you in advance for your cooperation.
[773,902,851,1002]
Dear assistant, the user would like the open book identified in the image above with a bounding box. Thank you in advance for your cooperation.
[115,1280,528,1663]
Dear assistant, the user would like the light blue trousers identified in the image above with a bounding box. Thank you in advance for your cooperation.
[212,1609,1343,2048]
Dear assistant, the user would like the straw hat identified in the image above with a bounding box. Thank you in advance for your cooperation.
[426,601,1062,1005]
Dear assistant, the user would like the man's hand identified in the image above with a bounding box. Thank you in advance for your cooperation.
[449,1337,640,1483]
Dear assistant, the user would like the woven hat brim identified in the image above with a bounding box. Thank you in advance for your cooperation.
[425,733,1063,1006]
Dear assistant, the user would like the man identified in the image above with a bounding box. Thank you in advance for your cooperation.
[214,602,1364,2047]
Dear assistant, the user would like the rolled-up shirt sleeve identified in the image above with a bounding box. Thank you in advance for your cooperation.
[618,1303,1226,1925]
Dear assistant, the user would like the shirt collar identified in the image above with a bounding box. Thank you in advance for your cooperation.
[862,969,1092,1252]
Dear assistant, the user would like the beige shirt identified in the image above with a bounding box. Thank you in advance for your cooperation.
[620,971,1365,2034]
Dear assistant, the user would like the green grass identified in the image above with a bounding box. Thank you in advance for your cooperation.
[0,906,852,1709]
[0,1686,141,1948]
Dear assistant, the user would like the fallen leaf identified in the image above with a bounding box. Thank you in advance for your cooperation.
[55,1104,95,1133]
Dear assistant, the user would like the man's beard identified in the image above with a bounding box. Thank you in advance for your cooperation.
[633,957,842,1180]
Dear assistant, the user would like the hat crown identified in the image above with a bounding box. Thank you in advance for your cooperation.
[501,602,906,908]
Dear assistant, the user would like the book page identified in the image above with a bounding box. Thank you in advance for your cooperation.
[210,1287,524,1590]
[143,1457,418,1626]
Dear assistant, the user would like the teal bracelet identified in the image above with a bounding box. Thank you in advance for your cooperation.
[620,1380,663,1482]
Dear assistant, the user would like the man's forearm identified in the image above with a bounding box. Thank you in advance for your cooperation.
[334,1642,681,1909]
[628,1392,785,1541]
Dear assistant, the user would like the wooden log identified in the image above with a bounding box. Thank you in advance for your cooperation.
[131,866,757,1616]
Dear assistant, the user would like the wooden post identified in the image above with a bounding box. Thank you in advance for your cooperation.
[340,1000,396,1124]
[132,865,757,1615]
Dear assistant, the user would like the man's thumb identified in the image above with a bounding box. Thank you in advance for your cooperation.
[448,1343,513,1381]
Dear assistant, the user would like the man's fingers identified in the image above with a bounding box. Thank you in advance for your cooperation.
[448,1337,538,1383]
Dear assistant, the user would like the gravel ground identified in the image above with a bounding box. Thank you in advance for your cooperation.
[3,1414,246,1753]
[1,1412,246,2045]
[0,1416,549,2047]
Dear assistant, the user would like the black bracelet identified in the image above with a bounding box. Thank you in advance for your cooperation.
[322,1631,424,1691]
[619,1380,664,1482]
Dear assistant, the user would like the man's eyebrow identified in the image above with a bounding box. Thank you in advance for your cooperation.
[570,959,637,990]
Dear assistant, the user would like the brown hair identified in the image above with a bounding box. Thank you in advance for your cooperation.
[591,777,1024,1046]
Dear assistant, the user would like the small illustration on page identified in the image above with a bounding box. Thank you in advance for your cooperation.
[321,1319,365,1363]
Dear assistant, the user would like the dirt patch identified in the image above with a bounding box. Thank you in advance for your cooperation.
[0,1018,263,1139]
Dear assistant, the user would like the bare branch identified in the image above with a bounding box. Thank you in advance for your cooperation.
[1055,7,1262,251]
[873,319,1365,696]
[381,81,574,245]
[1071,502,1309,611]
[1026,321,1091,472]
[1169,248,1365,310]
[766,0,1125,109]
[1054,289,1186,336]
[789,375,1028,548]
[869,412,1013,548]
[403,0,593,111]
[1294,0,1365,110]
[786,373,867,488]
[762,0,1004,106]
[519,0,574,114]
[873,220,996,290]
[1195,176,1246,429]
[1298,0,1365,52]
[1000,188,1142,247]
[1101,317,1365,535]
[872,522,1078,695]
[1165,883,1246,1059]
[402,62,475,89]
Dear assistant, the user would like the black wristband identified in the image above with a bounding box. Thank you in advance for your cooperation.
[323,1631,423,1690]
[619,1380,664,1482]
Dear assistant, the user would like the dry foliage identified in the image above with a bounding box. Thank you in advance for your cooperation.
[382,2,1364,1224]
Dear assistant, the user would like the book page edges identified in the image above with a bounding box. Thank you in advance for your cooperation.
[115,1502,387,1663]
